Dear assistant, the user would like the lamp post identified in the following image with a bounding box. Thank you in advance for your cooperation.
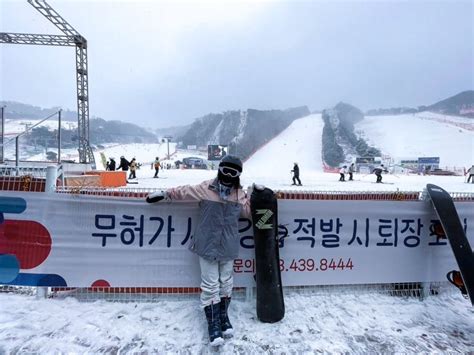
[0,105,5,164]
[164,135,172,160]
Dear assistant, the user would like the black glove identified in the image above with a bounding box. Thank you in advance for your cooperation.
[146,190,169,203]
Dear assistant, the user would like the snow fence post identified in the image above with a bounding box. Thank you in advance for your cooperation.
[45,165,58,193]
[246,285,254,302]
[36,165,58,299]
[420,186,431,301]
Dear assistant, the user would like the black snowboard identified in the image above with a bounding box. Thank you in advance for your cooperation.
[250,187,285,322]
[426,184,474,305]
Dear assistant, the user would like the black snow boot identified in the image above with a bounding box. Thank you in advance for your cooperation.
[204,303,224,346]
[220,297,234,337]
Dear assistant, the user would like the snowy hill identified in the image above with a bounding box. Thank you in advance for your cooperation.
[245,113,324,175]
[96,112,473,193]
[5,109,473,192]
[355,112,474,168]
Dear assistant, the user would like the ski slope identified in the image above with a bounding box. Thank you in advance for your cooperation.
[355,112,474,168]
[5,111,473,191]
[244,113,324,176]
[90,111,473,192]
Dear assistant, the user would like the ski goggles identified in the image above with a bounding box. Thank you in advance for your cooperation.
[219,165,241,178]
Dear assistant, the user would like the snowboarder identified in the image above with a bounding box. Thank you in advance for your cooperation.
[348,163,355,181]
[339,165,347,181]
[372,164,388,183]
[291,163,302,186]
[117,156,130,171]
[146,155,252,346]
[153,157,160,178]
[129,158,137,179]
[466,165,474,183]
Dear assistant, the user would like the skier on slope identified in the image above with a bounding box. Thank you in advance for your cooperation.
[128,158,138,179]
[106,157,116,171]
[466,165,474,183]
[348,163,355,181]
[146,155,257,346]
[372,164,388,183]
[291,162,302,186]
[153,157,160,178]
[117,156,130,171]
[339,165,347,182]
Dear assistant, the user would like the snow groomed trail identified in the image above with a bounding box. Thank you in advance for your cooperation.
[355,112,474,168]
[244,113,324,178]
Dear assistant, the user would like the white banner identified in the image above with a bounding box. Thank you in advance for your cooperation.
[0,191,472,287]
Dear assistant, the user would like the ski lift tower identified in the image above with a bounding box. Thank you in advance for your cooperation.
[0,0,95,167]
[164,136,173,160]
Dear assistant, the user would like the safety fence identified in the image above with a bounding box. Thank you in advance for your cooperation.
[1,173,472,303]
[0,164,64,191]
[0,282,455,303]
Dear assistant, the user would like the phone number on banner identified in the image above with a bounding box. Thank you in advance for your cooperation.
[233,258,354,273]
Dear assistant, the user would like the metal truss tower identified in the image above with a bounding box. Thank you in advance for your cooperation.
[0,0,95,166]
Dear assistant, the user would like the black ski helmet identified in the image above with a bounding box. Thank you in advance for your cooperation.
[219,155,243,172]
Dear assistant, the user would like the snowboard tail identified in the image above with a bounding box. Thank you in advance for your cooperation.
[425,184,474,305]
[250,187,285,322]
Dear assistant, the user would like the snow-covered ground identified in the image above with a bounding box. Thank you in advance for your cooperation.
[245,113,324,178]
[1,112,474,353]
[92,142,180,170]
[1,290,473,353]
[97,112,473,193]
[3,118,77,138]
[355,112,474,169]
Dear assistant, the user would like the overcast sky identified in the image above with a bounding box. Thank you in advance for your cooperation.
[1,0,472,128]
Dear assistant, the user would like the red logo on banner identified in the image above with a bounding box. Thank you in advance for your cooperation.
[0,220,52,269]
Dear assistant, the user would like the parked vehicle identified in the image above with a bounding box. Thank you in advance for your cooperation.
[182,157,208,169]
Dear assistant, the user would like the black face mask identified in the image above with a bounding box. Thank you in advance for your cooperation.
[218,171,239,187]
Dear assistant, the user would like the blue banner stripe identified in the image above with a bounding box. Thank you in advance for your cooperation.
[5,273,67,287]
[0,254,20,283]
[0,197,27,214]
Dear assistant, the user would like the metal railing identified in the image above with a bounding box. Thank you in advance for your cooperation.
[0,164,63,191]
[2,110,63,168]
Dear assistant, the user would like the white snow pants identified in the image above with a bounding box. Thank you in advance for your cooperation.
[199,257,234,308]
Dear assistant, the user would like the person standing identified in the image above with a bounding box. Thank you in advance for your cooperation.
[153,157,160,178]
[348,163,355,181]
[372,164,388,183]
[466,165,474,183]
[146,155,252,346]
[339,165,347,181]
[106,157,116,171]
[129,158,137,179]
[117,156,130,171]
[291,163,302,186]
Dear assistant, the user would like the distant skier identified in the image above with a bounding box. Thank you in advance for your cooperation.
[339,165,347,182]
[146,155,253,346]
[466,165,474,183]
[106,157,116,171]
[129,158,137,179]
[372,164,388,183]
[117,156,130,171]
[348,163,355,181]
[291,163,302,186]
[153,157,160,178]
